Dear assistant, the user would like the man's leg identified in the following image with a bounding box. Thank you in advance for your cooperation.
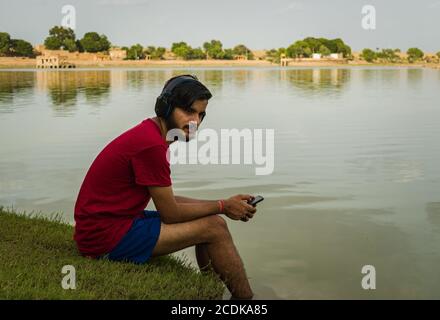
[151,215,253,299]
[195,243,213,273]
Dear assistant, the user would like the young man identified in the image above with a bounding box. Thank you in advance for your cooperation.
[74,74,257,299]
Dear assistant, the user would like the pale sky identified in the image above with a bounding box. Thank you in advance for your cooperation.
[1,0,440,52]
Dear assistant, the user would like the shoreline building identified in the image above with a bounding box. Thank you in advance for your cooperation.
[36,55,76,69]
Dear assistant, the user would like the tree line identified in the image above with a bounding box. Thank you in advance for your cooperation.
[1,26,440,64]
[0,32,34,57]
[360,48,440,63]
[265,37,352,63]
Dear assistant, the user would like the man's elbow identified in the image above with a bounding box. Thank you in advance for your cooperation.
[160,211,181,224]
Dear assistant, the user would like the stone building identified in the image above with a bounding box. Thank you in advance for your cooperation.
[36,55,75,68]
[109,48,127,60]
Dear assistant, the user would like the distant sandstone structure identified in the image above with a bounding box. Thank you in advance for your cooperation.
[280,52,346,66]
[36,55,75,69]
[34,45,129,68]
[108,48,127,60]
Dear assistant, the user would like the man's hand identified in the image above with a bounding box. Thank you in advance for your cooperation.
[223,194,257,222]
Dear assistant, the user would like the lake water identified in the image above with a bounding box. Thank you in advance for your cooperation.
[1,67,440,299]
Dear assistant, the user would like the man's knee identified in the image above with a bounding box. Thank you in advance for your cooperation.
[206,215,230,240]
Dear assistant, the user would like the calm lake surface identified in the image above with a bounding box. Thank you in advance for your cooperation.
[1,67,440,299]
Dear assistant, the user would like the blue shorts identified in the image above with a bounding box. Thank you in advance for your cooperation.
[104,210,162,264]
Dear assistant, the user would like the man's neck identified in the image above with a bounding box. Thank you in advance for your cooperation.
[151,116,173,146]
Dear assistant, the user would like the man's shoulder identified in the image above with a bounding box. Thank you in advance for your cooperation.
[115,118,165,149]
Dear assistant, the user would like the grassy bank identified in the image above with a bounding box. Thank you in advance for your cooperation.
[0,206,224,299]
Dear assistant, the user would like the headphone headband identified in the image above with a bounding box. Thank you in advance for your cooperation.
[157,75,199,118]
[160,75,198,98]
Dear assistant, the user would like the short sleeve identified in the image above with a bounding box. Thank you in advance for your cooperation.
[131,145,172,187]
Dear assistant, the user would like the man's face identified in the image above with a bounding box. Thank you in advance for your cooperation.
[165,99,208,142]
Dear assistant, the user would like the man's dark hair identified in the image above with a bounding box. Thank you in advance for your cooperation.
[155,74,212,118]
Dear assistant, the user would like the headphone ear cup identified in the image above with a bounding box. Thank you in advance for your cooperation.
[155,96,165,118]
[155,93,171,118]
[162,93,171,118]
[164,104,172,118]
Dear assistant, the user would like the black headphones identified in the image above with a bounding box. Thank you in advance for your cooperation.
[155,74,200,119]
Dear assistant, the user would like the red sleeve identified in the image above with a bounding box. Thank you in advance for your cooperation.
[131,145,172,187]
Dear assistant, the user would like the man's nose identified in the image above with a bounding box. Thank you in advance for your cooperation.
[189,114,201,126]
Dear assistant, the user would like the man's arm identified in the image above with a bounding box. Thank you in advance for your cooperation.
[174,195,213,204]
[149,186,219,224]
[148,186,256,224]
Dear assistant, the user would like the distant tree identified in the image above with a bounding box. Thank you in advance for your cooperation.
[144,46,155,56]
[10,39,34,57]
[189,47,206,59]
[171,42,205,60]
[126,44,145,60]
[265,48,286,63]
[318,45,331,56]
[437,51,440,62]
[303,37,322,53]
[286,37,352,58]
[63,39,77,52]
[203,40,224,59]
[290,45,305,58]
[75,40,84,52]
[80,32,110,53]
[265,48,278,62]
[171,42,186,52]
[143,46,166,59]
[171,42,192,59]
[303,47,312,57]
[153,47,166,59]
[44,36,63,50]
[318,38,336,52]
[49,26,75,43]
[407,47,424,62]
[377,48,400,63]
[0,32,11,56]
[287,40,312,58]
[98,36,110,52]
[44,26,76,50]
[315,38,351,57]
[333,38,351,57]
[232,44,254,59]
[361,48,377,62]
[0,32,35,57]
[223,48,234,60]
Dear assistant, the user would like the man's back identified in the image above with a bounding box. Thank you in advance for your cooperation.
[74,118,171,257]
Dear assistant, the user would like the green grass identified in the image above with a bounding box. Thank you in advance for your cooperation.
[0,206,224,299]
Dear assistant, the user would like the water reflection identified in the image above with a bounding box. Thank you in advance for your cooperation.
[0,69,354,115]
[0,72,35,112]
[35,71,111,116]
[407,68,424,87]
[198,70,224,91]
[361,69,402,84]
[426,202,440,230]
[39,72,78,113]
[280,68,350,96]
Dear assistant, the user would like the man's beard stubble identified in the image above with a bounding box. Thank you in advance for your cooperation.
[164,114,191,142]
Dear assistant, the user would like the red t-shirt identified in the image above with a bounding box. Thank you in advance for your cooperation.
[74,118,171,257]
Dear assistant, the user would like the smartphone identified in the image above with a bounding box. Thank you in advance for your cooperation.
[248,195,264,207]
